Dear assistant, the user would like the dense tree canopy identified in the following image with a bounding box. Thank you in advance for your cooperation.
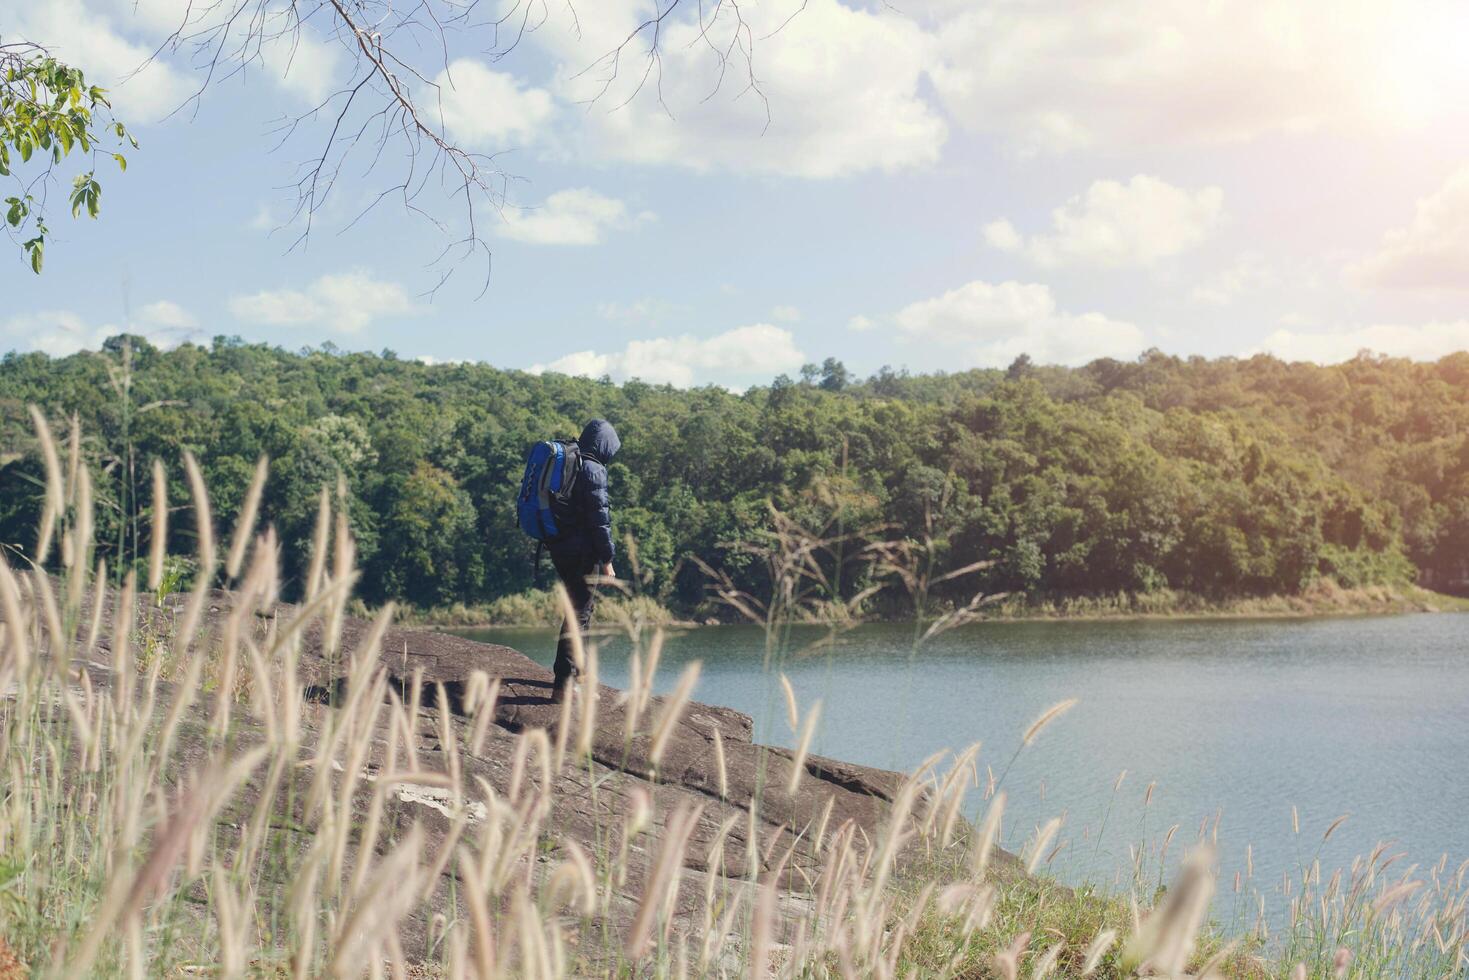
[1,340,1465,612]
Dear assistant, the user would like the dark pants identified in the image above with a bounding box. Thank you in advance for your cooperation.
[551,551,598,685]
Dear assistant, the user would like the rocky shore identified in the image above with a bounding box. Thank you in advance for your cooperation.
[45,585,1019,968]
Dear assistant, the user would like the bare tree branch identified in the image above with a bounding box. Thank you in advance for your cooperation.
[58,0,809,294]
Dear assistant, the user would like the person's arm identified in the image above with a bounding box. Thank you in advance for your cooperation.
[582,461,616,569]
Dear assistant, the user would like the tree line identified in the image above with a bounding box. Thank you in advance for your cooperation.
[1,337,1466,613]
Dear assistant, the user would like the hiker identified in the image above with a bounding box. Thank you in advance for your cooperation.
[517,419,621,704]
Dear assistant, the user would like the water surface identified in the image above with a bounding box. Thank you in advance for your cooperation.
[454,614,1469,910]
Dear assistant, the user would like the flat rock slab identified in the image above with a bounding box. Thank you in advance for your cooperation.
[293,609,910,878]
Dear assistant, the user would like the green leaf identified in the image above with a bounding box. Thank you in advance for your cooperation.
[2,51,131,270]
[70,175,88,219]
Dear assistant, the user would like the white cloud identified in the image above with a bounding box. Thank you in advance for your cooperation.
[257,22,341,103]
[229,271,420,332]
[928,1,1461,154]
[893,280,1146,366]
[981,220,1023,253]
[101,0,340,103]
[433,59,555,148]
[530,0,945,177]
[596,298,687,326]
[11,0,190,118]
[248,204,278,231]
[772,305,802,323]
[1191,252,1274,306]
[3,306,196,356]
[532,324,805,387]
[1256,322,1469,363]
[137,299,196,328]
[17,0,343,118]
[3,311,111,357]
[499,188,651,246]
[987,176,1223,268]
[1348,167,1469,291]
[847,315,877,333]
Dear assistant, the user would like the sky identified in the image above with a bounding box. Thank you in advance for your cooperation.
[3,0,1469,389]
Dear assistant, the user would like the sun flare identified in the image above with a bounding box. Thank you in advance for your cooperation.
[1368,0,1469,125]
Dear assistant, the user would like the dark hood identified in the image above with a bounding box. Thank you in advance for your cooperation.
[578,418,621,464]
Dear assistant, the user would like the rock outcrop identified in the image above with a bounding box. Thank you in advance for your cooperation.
[46,586,1003,968]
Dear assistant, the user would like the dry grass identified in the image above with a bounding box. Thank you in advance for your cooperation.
[0,937,24,980]
[0,410,1465,977]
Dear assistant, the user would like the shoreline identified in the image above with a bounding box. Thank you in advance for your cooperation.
[391,582,1469,631]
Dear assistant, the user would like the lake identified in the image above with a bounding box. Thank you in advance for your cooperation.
[452,614,1469,915]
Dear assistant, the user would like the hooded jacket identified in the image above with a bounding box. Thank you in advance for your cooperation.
[548,418,621,562]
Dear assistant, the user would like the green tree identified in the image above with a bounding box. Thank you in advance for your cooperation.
[374,462,483,607]
[3,341,1463,614]
[1,44,134,272]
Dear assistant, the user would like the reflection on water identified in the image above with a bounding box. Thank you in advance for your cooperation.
[453,613,1469,904]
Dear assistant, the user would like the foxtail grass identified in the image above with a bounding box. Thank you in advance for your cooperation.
[0,411,1464,978]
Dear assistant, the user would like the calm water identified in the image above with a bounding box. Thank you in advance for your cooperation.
[454,614,1469,909]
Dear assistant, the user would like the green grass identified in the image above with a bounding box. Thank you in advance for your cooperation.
[374,590,686,628]
[379,581,1469,629]
[962,582,1469,623]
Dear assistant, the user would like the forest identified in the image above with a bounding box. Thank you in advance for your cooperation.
[1,337,1467,615]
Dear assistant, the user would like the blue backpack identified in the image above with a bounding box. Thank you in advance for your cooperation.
[517,439,582,541]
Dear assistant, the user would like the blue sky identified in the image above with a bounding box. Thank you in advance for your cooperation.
[4,0,1469,388]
